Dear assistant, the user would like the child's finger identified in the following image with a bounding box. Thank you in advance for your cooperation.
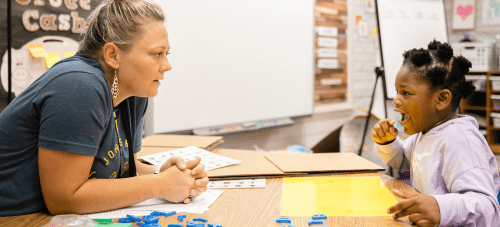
[390,126,398,135]
[393,189,420,199]
[370,129,382,141]
[374,123,386,138]
[393,204,419,220]
[387,199,415,214]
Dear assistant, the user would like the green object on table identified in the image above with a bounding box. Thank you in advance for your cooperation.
[93,218,113,224]
[95,223,133,227]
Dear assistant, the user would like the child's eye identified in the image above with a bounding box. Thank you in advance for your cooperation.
[396,89,409,96]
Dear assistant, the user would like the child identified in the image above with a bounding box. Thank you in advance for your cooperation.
[371,40,500,226]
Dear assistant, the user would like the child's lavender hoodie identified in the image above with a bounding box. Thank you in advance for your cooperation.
[375,115,500,226]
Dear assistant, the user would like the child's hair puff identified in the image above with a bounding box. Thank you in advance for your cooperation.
[402,39,475,110]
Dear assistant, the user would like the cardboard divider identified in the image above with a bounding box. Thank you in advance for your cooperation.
[142,134,224,151]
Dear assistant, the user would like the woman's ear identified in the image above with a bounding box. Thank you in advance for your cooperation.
[436,89,452,111]
[101,43,120,69]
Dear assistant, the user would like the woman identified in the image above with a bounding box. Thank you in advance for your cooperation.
[0,0,208,216]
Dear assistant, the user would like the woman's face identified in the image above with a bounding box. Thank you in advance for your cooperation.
[118,20,171,98]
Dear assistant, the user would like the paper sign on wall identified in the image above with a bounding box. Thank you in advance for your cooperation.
[317,59,339,69]
[316,26,338,37]
[45,53,61,68]
[28,44,46,58]
[317,37,338,48]
[317,48,338,58]
[64,52,76,58]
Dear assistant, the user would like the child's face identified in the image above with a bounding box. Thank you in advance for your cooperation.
[393,64,439,135]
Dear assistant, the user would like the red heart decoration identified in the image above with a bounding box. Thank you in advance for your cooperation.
[457,4,474,20]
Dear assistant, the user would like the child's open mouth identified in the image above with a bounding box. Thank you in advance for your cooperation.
[401,113,410,125]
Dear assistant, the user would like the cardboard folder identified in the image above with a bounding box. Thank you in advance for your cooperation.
[138,147,385,179]
[265,152,385,173]
[208,150,384,180]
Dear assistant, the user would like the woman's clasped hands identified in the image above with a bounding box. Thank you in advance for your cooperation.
[156,156,209,204]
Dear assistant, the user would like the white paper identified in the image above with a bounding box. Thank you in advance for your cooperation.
[316,26,338,37]
[317,48,338,58]
[208,179,265,189]
[317,37,338,47]
[317,59,339,69]
[85,190,223,219]
[483,0,500,25]
[140,146,241,171]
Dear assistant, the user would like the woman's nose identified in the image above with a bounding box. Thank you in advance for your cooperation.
[161,58,172,72]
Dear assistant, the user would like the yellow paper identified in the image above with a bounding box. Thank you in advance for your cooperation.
[64,52,76,58]
[28,44,46,58]
[281,176,398,217]
[45,53,61,69]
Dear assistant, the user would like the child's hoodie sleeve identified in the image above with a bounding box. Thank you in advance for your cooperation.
[374,136,413,172]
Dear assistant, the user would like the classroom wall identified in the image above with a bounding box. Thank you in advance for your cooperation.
[219,0,500,151]
[445,0,500,44]
[219,0,378,151]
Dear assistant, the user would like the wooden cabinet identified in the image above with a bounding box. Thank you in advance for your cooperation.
[460,71,500,154]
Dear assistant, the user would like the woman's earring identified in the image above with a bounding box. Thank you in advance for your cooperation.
[111,70,119,99]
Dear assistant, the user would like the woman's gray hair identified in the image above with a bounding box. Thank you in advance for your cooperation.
[79,0,165,60]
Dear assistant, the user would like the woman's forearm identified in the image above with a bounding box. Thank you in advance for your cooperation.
[61,174,160,214]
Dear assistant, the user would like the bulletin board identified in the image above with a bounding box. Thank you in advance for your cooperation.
[0,0,97,112]
[314,0,349,105]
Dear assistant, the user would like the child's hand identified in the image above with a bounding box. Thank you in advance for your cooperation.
[387,189,441,227]
[371,119,398,145]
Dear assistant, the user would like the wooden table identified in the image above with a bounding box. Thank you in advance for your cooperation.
[0,149,416,227]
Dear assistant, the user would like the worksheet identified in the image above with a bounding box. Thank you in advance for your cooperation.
[85,190,223,219]
[208,179,266,189]
[140,146,241,171]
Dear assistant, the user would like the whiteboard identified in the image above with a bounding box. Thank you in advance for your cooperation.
[377,0,448,99]
[151,0,315,133]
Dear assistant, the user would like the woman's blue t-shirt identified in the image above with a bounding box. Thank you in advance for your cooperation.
[0,52,146,216]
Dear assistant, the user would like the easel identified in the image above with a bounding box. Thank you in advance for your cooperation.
[357,0,390,173]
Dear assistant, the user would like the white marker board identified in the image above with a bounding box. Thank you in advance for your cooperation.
[150,0,315,133]
[377,0,448,99]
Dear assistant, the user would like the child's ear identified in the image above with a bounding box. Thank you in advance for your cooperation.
[436,89,452,111]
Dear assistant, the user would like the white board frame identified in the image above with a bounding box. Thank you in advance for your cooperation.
[148,0,316,134]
